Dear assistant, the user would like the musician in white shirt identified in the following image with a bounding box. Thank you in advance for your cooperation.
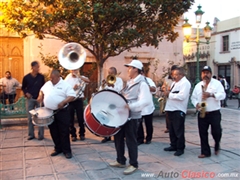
[65,68,90,141]
[99,67,123,143]
[137,70,156,145]
[191,66,225,158]
[99,67,123,93]
[163,67,191,156]
[38,69,76,159]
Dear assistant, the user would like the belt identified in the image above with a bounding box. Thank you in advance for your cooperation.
[53,105,68,113]
[205,110,220,114]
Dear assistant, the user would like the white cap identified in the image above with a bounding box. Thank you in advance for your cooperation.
[124,60,143,70]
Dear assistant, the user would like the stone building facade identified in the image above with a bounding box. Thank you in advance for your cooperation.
[183,16,240,88]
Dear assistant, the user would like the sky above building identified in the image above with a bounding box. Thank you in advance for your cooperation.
[184,0,240,28]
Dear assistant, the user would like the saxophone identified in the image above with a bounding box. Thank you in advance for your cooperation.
[158,82,168,114]
[199,84,207,118]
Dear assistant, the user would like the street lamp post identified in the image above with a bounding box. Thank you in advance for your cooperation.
[182,5,212,84]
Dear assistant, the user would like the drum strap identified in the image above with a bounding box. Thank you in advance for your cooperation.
[144,77,150,86]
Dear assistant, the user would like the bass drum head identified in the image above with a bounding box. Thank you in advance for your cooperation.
[90,89,129,127]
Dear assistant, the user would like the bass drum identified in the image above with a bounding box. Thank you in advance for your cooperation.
[84,89,129,137]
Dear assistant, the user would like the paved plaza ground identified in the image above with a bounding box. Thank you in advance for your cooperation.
[0,99,239,180]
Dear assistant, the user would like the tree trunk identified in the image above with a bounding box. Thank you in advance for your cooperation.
[97,65,104,87]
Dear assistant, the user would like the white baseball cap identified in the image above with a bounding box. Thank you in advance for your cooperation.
[124,60,143,70]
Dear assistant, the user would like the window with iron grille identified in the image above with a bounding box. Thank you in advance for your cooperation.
[222,35,229,52]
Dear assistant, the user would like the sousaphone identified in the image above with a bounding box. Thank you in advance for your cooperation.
[58,42,86,70]
[58,42,87,99]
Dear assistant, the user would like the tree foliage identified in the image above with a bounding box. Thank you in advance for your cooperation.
[1,0,193,79]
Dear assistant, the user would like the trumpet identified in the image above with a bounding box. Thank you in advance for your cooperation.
[106,75,116,85]
[101,75,116,89]
[199,84,207,118]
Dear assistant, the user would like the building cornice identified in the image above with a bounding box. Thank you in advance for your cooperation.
[212,27,240,36]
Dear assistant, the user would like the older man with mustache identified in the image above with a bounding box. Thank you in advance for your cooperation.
[191,66,225,158]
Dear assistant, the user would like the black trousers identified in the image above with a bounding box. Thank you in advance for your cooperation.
[167,111,186,151]
[198,110,222,156]
[137,113,153,142]
[114,119,139,168]
[48,108,71,153]
[165,112,170,130]
[0,93,16,104]
[68,99,85,137]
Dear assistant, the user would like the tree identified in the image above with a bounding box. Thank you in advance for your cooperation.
[0,0,194,83]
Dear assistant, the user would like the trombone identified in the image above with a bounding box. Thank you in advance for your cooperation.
[72,71,88,100]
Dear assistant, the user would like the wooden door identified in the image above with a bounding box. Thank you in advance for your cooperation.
[81,62,98,101]
[0,37,24,101]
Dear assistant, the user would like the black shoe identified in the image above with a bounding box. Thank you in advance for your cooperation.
[101,137,111,143]
[198,154,211,158]
[38,137,44,141]
[80,136,85,141]
[164,129,169,133]
[137,141,144,146]
[27,136,35,140]
[174,150,184,156]
[71,137,77,142]
[64,152,72,159]
[164,146,177,151]
[50,150,62,156]
[145,141,151,144]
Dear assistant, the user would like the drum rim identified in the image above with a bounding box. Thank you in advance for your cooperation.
[92,89,128,103]
[32,116,54,126]
[84,105,121,137]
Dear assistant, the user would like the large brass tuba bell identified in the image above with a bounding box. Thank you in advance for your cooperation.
[58,42,86,70]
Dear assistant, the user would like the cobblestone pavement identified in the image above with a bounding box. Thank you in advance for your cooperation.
[0,99,239,180]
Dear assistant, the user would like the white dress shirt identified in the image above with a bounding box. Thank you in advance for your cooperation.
[128,75,153,113]
[191,78,226,112]
[65,73,87,98]
[99,76,123,93]
[141,76,156,115]
[41,78,76,110]
[164,76,191,114]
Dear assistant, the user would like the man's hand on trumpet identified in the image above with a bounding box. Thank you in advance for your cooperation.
[102,79,114,88]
